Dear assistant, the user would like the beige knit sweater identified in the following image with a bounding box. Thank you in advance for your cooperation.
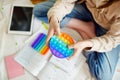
[47,0,120,52]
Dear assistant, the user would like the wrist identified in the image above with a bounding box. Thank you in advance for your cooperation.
[83,40,93,50]
[86,40,93,47]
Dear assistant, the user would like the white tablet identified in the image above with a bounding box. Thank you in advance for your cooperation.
[8,4,34,35]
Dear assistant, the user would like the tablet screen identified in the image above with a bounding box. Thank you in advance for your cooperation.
[10,6,33,31]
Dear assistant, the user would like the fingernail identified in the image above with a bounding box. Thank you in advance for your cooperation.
[46,40,49,45]
[68,45,72,49]
[67,57,72,60]
[67,58,70,60]
[46,42,48,46]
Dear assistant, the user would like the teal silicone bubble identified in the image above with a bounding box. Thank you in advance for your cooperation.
[49,33,74,58]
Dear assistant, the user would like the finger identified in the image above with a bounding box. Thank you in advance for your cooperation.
[68,41,82,49]
[54,22,60,36]
[46,27,54,45]
[68,44,76,49]
[67,49,79,60]
[56,26,61,36]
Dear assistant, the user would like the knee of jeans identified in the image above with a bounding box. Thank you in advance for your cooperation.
[88,53,114,80]
[95,62,114,80]
[33,3,47,18]
[90,63,113,80]
[96,71,113,80]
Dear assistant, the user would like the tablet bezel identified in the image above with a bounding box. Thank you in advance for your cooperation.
[8,4,34,35]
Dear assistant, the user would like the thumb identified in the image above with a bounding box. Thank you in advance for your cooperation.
[68,43,76,49]
[67,49,78,60]
[68,41,82,49]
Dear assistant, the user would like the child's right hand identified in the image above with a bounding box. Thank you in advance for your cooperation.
[46,16,61,44]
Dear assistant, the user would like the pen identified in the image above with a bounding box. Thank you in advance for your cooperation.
[41,21,48,30]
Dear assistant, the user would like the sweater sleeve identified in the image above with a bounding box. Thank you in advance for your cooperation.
[47,0,77,22]
[89,18,120,52]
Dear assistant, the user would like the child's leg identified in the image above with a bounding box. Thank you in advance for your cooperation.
[87,45,120,80]
[60,2,120,80]
[60,3,96,40]
[66,18,96,39]
[33,0,55,23]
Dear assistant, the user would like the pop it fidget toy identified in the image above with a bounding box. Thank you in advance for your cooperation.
[49,33,74,58]
[31,33,49,55]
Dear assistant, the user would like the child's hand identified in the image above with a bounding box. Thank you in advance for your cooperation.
[68,40,93,59]
[46,16,61,44]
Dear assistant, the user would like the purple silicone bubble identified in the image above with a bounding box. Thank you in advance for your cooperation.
[31,33,44,48]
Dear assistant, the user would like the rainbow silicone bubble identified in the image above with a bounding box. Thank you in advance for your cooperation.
[49,33,74,58]
[31,33,49,55]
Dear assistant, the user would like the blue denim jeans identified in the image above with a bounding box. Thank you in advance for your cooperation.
[33,1,120,80]
[33,0,55,23]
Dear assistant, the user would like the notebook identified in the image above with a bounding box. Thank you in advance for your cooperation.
[4,54,24,79]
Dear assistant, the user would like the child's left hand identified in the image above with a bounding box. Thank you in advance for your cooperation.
[68,40,93,59]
